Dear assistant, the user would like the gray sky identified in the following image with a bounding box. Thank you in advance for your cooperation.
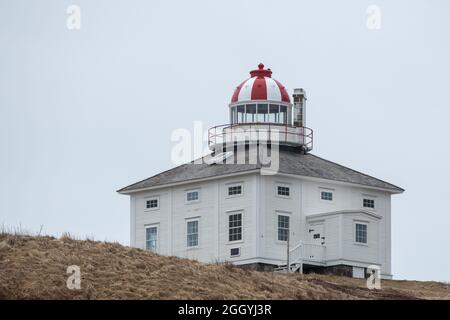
[1,0,449,281]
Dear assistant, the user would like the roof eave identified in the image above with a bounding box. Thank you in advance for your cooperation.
[117,169,404,195]
[116,169,261,195]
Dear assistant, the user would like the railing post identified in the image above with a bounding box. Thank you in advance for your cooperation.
[299,241,303,274]
[286,231,290,273]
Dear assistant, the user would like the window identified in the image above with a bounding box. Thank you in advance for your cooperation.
[279,105,287,124]
[145,197,159,210]
[186,190,199,202]
[269,104,279,123]
[228,213,242,242]
[230,106,237,124]
[363,198,375,209]
[145,226,158,252]
[228,185,242,196]
[257,104,268,122]
[245,104,256,122]
[355,223,368,244]
[186,220,199,247]
[233,102,291,124]
[237,105,245,123]
[230,248,240,257]
[277,186,290,197]
[321,190,333,201]
[277,215,290,241]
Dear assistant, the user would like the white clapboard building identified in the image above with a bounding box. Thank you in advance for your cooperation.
[118,64,403,279]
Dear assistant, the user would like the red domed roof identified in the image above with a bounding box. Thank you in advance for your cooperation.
[231,63,290,104]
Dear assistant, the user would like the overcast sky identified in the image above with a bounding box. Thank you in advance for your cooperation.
[1,0,449,281]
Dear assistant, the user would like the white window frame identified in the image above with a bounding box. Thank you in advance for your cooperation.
[144,196,160,211]
[227,211,244,243]
[275,183,291,198]
[319,188,334,203]
[185,189,200,204]
[354,221,368,246]
[276,212,291,242]
[186,218,200,249]
[226,183,244,198]
[362,195,376,210]
[145,224,159,252]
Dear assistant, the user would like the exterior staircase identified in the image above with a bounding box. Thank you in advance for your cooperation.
[274,241,326,273]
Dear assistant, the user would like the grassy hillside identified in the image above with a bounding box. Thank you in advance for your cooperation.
[0,233,448,300]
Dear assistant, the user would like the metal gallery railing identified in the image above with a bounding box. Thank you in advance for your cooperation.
[207,123,313,151]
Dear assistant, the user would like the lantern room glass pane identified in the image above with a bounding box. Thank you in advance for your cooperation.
[230,107,236,124]
[245,104,256,123]
[280,105,287,124]
[269,104,279,123]
[237,105,245,123]
[257,104,268,122]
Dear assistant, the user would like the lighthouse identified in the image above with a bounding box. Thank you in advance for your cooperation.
[118,64,403,279]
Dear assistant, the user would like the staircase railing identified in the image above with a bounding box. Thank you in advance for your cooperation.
[282,241,326,273]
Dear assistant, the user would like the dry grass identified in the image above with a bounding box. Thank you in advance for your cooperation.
[0,233,449,300]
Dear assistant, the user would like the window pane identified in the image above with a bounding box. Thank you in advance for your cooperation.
[257,104,268,122]
[230,107,236,124]
[146,199,158,209]
[187,191,199,202]
[146,227,158,251]
[277,215,290,241]
[228,214,242,241]
[228,185,242,196]
[279,105,287,124]
[321,191,333,201]
[269,104,279,123]
[230,248,240,256]
[245,104,256,122]
[363,198,375,209]
[187,221,199,247]
[277,186,290,196]
[237,105,245,123]
[355,224,367,244]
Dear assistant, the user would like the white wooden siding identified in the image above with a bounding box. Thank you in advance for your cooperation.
[129,172,393,276]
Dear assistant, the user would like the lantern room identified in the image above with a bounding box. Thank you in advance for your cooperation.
[208,64,313,153]
[229,63,293,125]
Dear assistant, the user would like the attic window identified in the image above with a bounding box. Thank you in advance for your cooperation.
[228,185,242,196]
[320,190,333,201]
[186,190,199,202]
[145,197,159,210]
[363,198,375,209]
[277,186,290,197]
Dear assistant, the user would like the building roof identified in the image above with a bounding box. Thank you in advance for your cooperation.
[117,149,404,194]
[231,63,290,104]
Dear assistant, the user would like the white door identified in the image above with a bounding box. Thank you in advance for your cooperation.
[308,223,325,246]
